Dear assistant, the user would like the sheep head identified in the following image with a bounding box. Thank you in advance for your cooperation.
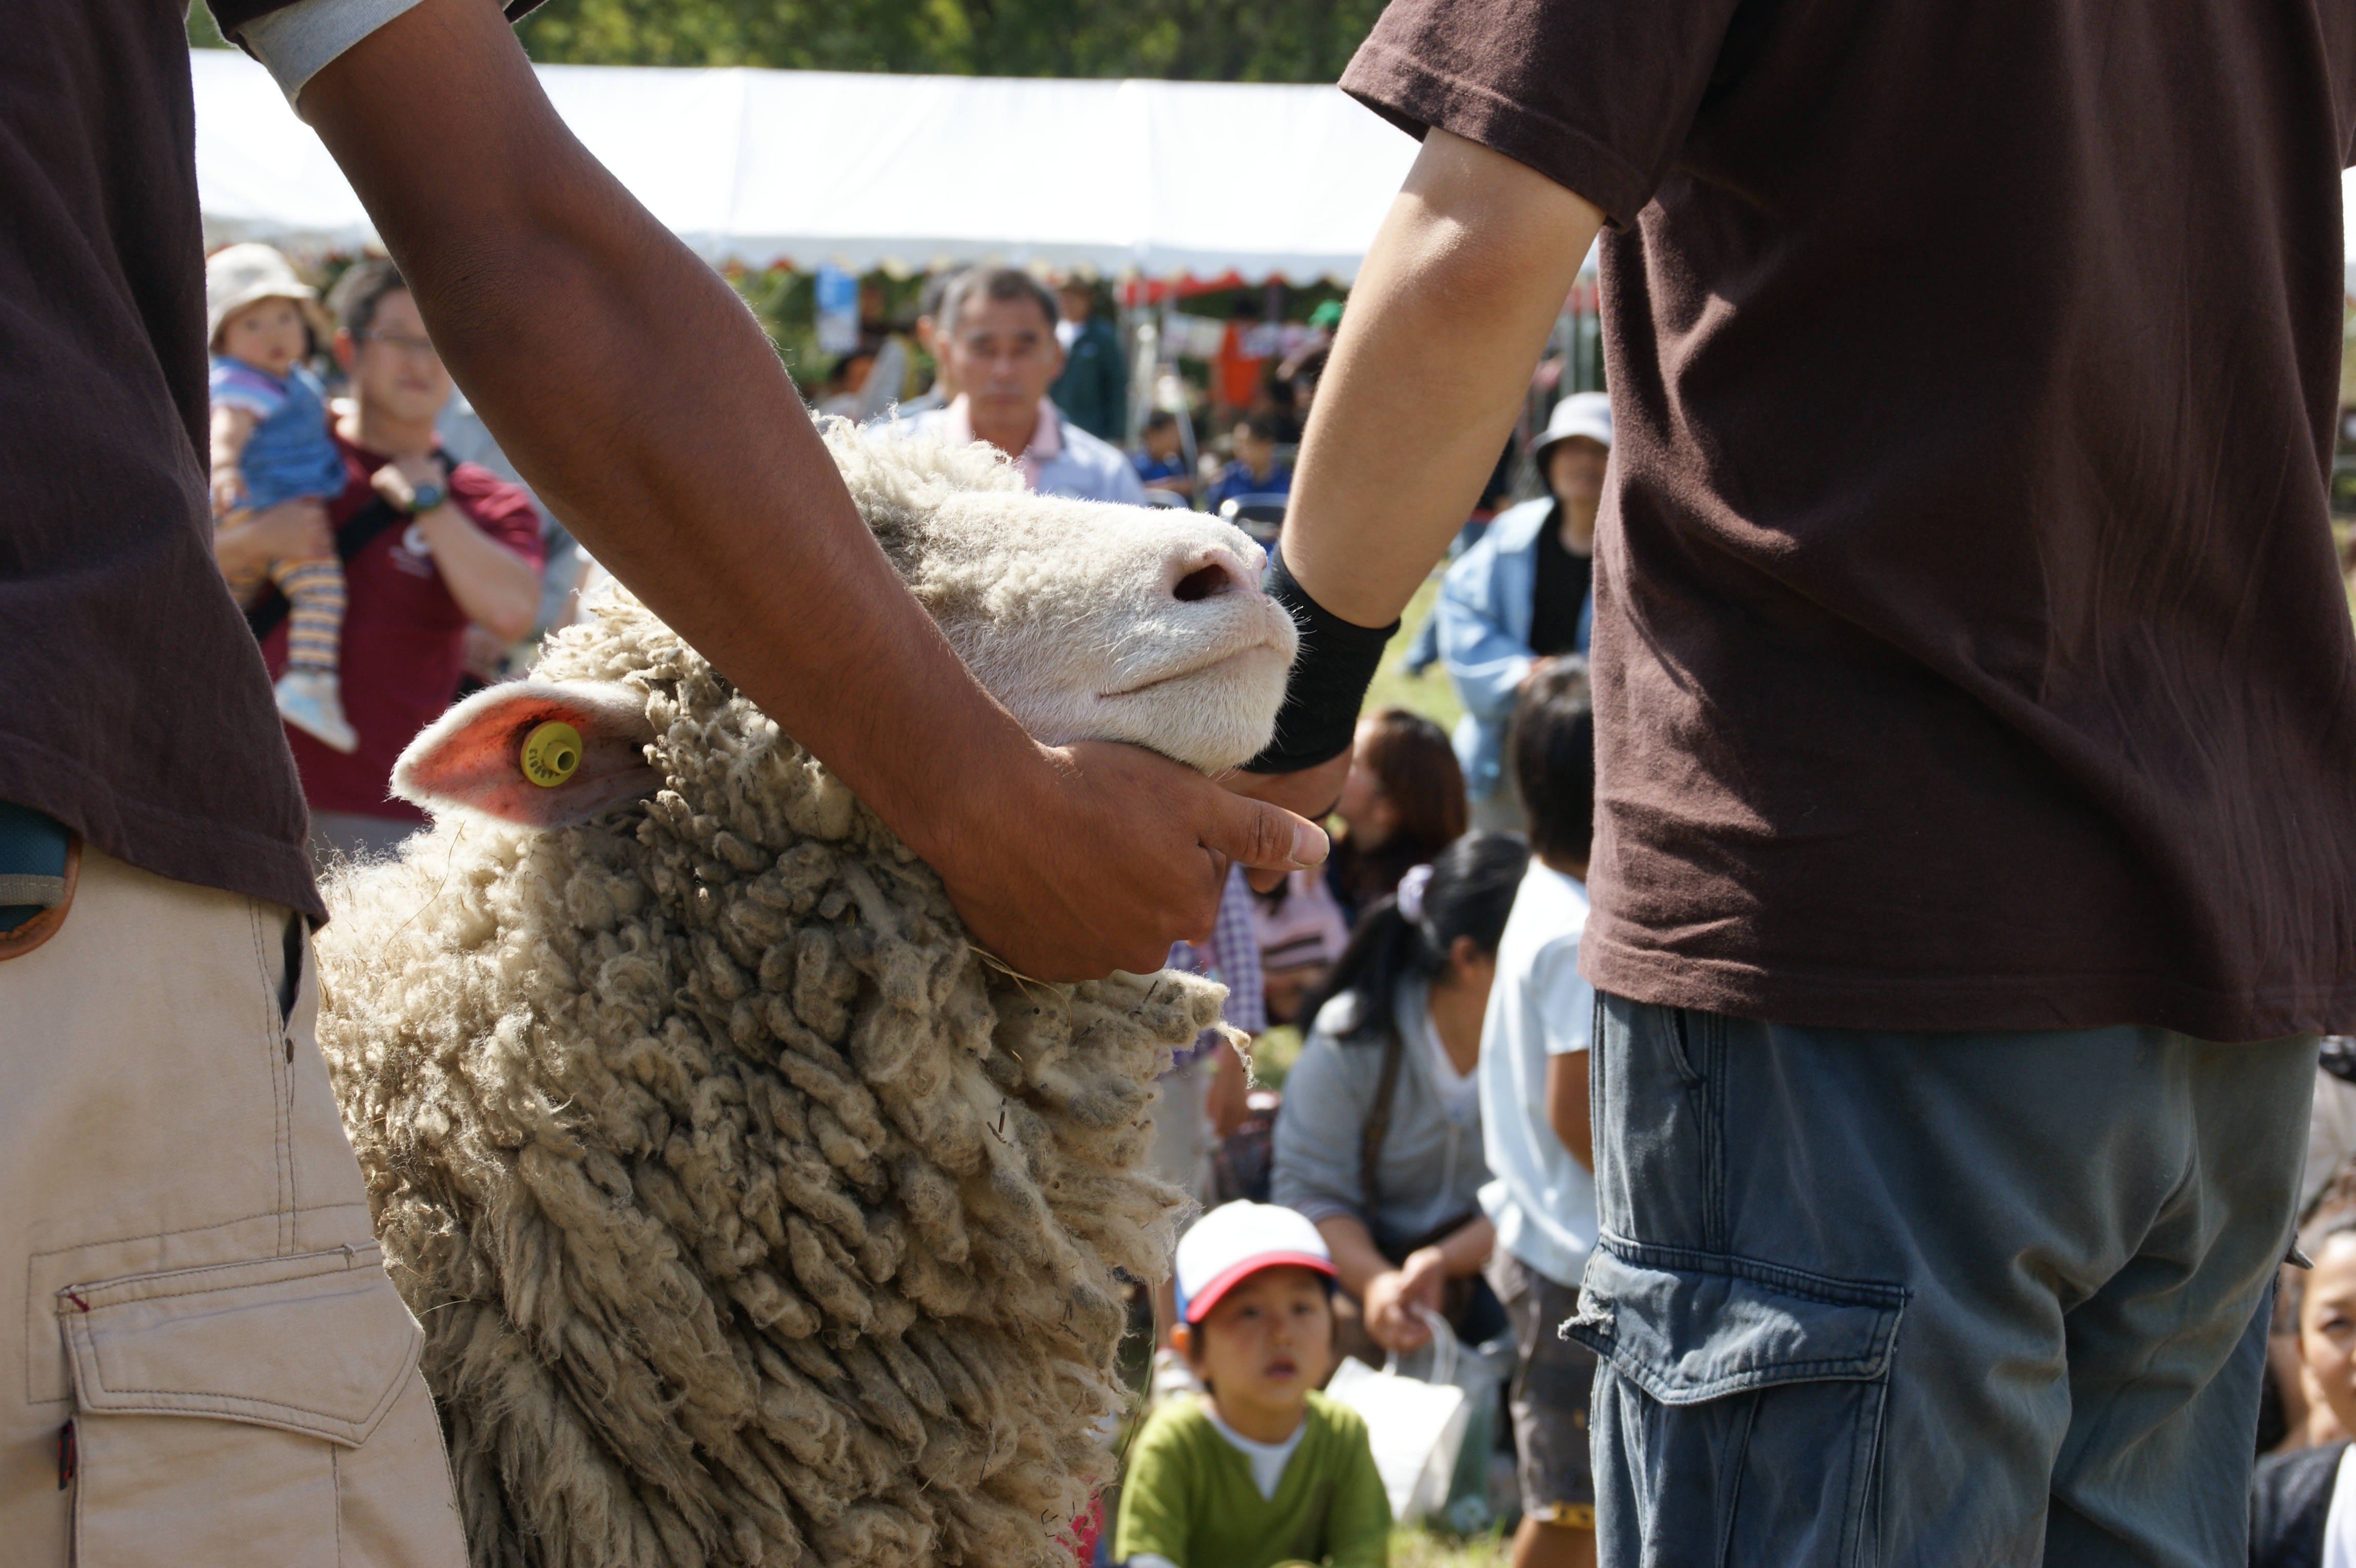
[394,422,1298,826]
[881,485,1296,775]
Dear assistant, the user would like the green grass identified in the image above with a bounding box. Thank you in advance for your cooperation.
[1364,577,1461,736]
[1247,1023,1304,1089]
[1388,1524,1515,1567]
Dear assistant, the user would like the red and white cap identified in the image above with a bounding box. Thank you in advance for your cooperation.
[1175,1202,1336,1324]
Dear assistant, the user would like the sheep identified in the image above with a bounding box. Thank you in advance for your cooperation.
[312,422,1298,1568]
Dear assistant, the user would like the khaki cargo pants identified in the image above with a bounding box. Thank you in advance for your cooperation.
[1,847,465,1565]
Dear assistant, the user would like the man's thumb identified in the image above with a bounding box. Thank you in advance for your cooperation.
[1206,793,1329,872]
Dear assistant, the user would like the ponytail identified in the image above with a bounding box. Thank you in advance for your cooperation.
[1305,831,1529,1046]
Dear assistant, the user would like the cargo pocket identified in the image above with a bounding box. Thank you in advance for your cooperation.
[1570,1243,1906,1568]
[56,1243,423,1567]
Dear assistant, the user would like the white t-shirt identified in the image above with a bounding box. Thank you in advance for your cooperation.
[2324,1445,2356,1568]
[1476,860,1598,1291]
[1202,1405,1306,1501]
[243,0,423,106]
[2308,1064,2356,1212]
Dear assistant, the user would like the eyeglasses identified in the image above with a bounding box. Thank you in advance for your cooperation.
[355,329,439,358]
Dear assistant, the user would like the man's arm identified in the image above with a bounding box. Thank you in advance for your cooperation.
[298,0,1323,979]
[414,504,538,640]
[1286,130,1601,626]
[213,496,332,604]
[371,457,541,640]
[209,405,258,516]
[1546,1051,1594,1171]
[1230,130,1603,821]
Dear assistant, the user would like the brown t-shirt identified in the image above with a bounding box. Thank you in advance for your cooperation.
[4,0,320,918]
[1344,0,2356,1038]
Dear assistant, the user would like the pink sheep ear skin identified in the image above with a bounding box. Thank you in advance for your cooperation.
[392,681,660,828]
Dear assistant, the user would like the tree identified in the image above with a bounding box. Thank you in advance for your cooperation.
[510,0,1385,81]
[193,0,1386,82]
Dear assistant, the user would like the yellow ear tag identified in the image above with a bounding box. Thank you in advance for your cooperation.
[520,720,582,788]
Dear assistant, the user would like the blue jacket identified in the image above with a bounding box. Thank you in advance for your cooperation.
[1435,496,1592,801]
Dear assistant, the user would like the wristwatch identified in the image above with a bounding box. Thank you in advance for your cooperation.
[405,480,447,515]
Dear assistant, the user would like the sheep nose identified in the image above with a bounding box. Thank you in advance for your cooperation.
[1172,545,1253,603]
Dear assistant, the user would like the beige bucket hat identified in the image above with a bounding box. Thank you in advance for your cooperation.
[205,242,325,349]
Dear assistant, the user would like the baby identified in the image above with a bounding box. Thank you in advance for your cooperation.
[207,243,357,753]
[1115,1202,1390,1568]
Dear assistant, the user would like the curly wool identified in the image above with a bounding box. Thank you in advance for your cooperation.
[317,513,1226,1564]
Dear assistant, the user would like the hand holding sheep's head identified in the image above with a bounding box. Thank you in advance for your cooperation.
[391,425,1299,827]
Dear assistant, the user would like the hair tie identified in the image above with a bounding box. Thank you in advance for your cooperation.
[1395,863,1433,925]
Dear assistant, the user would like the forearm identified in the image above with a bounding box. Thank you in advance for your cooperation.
[1427,1213,1495,1278]
[1284,130,1602,628]
[213,519,271,586]
[1313,1214,1392,1299]
[1547,1050,1594,1170]
[304,0,1044,870]
[210,407,254,473]
[415,506,540,640]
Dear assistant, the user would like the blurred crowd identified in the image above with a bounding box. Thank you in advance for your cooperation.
[203,241,1629,1567]
[195,232,2356,1568]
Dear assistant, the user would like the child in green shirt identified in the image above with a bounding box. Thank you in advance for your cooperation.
[1116,1202,1391,1568]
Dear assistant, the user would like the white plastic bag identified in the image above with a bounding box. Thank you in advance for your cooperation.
[1323,1309,1471,1524]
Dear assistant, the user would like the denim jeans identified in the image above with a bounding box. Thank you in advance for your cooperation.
[1568,996,2315,1567]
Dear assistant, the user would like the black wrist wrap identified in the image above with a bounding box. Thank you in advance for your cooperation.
[1246,545,1400,774]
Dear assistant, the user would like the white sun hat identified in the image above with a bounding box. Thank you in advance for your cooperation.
[205,242,322,349]
[1530,390,1613,466]
[1175,1201,1337,1324]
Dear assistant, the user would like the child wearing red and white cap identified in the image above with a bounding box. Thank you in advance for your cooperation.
[1114,1202,1391,1568]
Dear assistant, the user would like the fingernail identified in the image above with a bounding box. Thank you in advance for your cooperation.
[1292,821,1330,866]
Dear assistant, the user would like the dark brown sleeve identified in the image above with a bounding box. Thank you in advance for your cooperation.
[1338,0,1745,226]
[2322,0,2356,166]
[206,0,546,45]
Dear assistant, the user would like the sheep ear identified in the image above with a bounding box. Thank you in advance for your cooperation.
[392,680,660,828]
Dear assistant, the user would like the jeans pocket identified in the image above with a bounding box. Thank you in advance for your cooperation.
[57,1244,424,1567]
[1570,1243,1906,1568]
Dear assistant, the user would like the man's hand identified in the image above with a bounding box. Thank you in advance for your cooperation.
[1224,752,1351,891]
[937,739,1327,980]
[213,495,331,579]
[369,454,449,513]
[210,468,248,519]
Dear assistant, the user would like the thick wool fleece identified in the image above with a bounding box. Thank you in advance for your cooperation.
[318,594,1225,1567]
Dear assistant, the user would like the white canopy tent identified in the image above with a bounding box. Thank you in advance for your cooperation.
[192,49,1427,281]
[194,48,2356,293]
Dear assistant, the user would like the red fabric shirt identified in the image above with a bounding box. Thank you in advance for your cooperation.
[262,435,541,820]
[1216,322,1265,409]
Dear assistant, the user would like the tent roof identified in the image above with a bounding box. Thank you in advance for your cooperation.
[193,50,1425,282]
[207,51,2351,292]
